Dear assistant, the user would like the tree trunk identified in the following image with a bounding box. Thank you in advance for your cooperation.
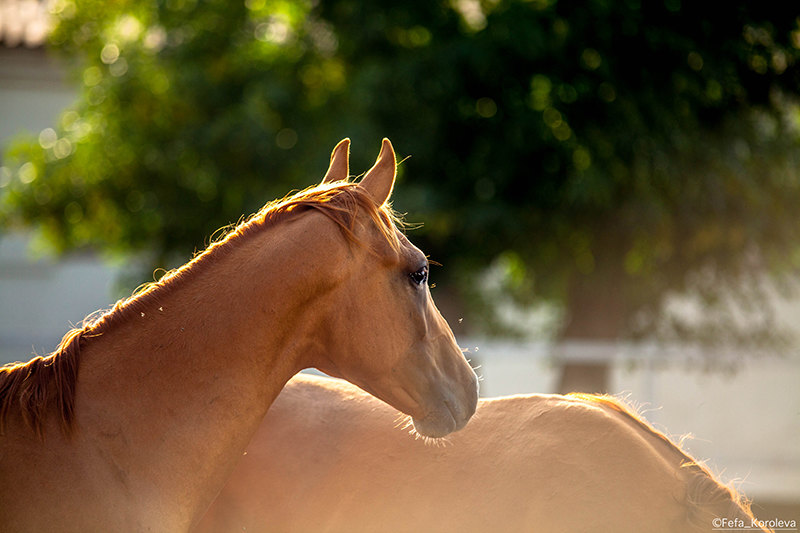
[555,265,628,394]
[557,360,611,394]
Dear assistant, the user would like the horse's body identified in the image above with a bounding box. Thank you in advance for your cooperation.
[196,373,766,533]
[0,139,478,532]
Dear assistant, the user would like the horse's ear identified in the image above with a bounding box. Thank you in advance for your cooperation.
[359,138,396,206]
[322,138,350,184]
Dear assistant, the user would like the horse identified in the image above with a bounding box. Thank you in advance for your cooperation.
[0,139,479,532]
[195,373,768,533]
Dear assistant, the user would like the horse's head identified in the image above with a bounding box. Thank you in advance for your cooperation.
[307,139,478,438]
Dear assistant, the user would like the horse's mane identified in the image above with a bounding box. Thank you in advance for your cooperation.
[0,180,400,438]
[566,393,764,530]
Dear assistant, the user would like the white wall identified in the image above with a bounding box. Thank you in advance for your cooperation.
[0,232,123,364]
[0,47,75,148]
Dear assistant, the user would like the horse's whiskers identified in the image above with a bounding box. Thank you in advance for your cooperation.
[407,426,451,448]
[393,412,452,447]
[393,413,413,431]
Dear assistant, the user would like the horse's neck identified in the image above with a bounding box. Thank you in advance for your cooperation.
[70,222,322,530]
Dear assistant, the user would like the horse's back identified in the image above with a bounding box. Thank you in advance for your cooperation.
[197,374,760,533]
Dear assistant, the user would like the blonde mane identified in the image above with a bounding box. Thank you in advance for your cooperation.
[566,393,759,528]
[0,180,400,438]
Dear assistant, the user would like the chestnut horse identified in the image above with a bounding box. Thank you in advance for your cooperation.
[0,139,478,532]
[196,373,767,533]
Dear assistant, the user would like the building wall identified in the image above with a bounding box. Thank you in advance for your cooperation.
[0,232,123,363]
[0,47,74,147]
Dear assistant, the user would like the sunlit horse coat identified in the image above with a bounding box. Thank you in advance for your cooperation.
[197,373,766,533]
[0,140,478,532]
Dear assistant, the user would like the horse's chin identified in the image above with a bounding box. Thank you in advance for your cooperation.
[411,410,460,439]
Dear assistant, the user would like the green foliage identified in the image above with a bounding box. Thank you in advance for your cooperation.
[3,0,800,343]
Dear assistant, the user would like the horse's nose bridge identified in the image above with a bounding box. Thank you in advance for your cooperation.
[427,333,479,417]
[452,355,479,412]
[417,296,478,418]
[438,362,479,428]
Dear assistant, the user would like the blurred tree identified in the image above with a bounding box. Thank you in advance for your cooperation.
[3,0,800,390]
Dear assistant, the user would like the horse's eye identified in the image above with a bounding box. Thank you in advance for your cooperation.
[409,266,428,286]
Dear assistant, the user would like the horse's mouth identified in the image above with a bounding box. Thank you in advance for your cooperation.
[410,401,460,438]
